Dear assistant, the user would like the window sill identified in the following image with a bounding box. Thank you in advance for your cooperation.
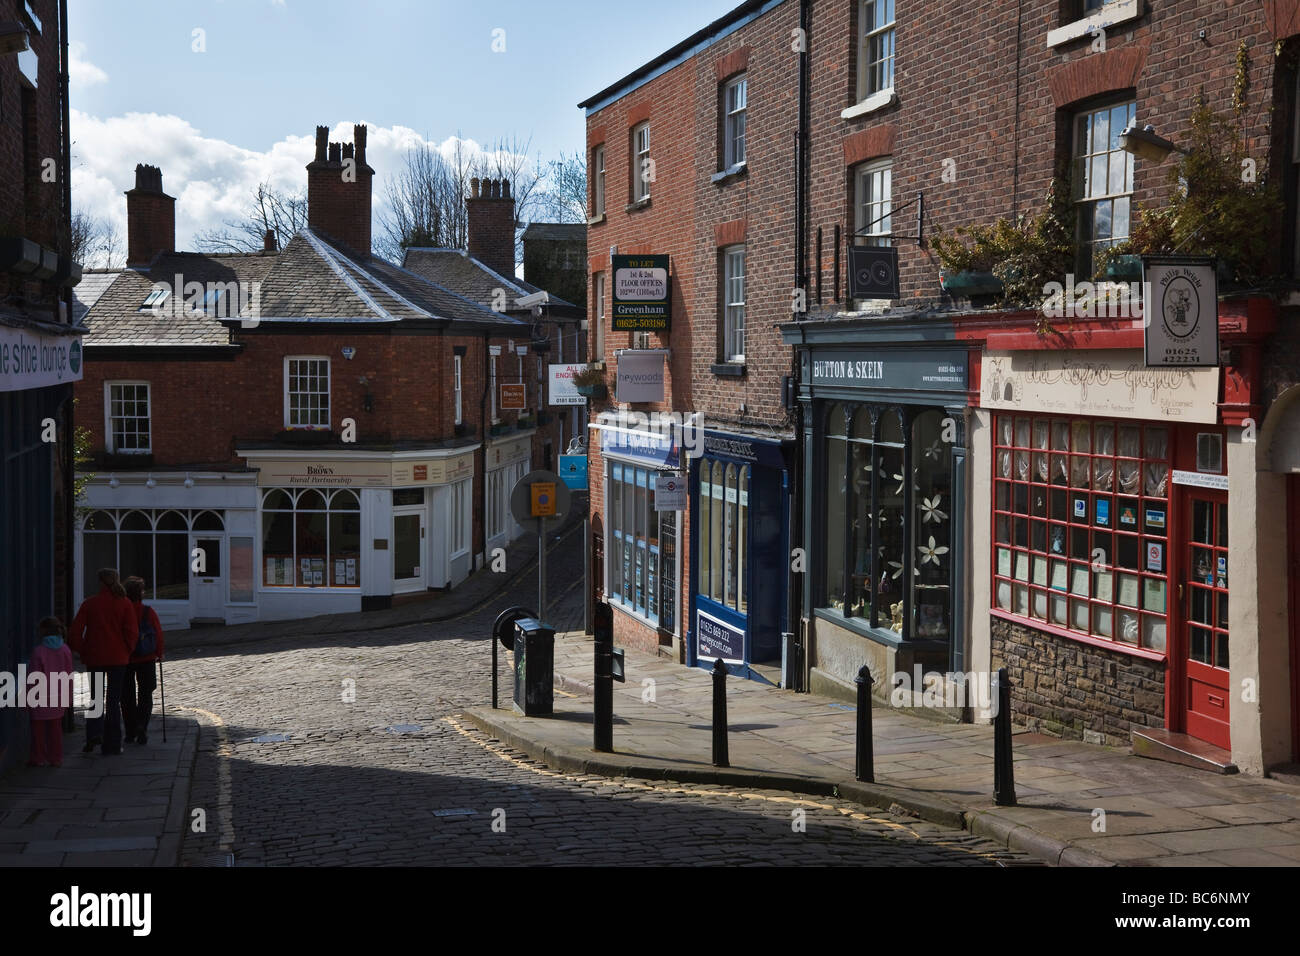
[841,89,897,121]
[625,197,652,213]
[711,362,745,378]
[813,607,904,647]
[587,213,606,226]
[711,162,747,185]
[1046,0,1143,48]
[610,596,663,633]
[989,607,1166,661]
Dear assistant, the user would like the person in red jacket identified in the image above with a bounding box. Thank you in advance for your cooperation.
[68,568,137,755]
[122,576,165,745]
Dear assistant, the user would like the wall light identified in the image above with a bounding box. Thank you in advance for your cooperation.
[1118,124,1187,163]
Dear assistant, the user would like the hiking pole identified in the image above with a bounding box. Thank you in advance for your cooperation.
[159,659,167,743]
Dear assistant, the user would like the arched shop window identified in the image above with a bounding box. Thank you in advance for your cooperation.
[821,402,953,639]
[608,463,679,628]
[80,509,211,601]
[698,456,750,615]
[261,488,361,588]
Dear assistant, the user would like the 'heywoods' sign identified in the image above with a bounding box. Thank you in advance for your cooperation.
[983,350,1220,424]
[0,324,83,392]
[612,255,671,332]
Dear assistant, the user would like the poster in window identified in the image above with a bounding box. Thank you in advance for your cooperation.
[1145,508,1166,530]
[917,602,946,638]
[346,558,357,585]
[1095,499,1110,527]
[1146,542,1163,573]
[335,559,345,585]
[267,558,276,584]
[1073,498,1086,519]
[1119,505,1137,526]
[300,558,311,583]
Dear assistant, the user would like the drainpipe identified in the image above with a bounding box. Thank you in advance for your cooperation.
[480,332,490,565]
[59,0,74,622]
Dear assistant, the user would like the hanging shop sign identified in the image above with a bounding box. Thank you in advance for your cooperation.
[1142,256,1219,368]
[548,363,587,406]
[616,349,666,403]
[808,348,968,393]
[500,382,527,410]
[654,474,687,511]
[558,454,588,490]
[696,608,744,663]
[847,245,900,299]
[612,254,671,332]
[983,350,1220,424]
[0,324,83,391]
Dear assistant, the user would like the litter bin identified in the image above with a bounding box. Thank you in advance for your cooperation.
[512,618,555,716]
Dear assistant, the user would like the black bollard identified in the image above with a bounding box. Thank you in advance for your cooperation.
[993,667,1017,806]
[593,602,614,752]
[712,658,729,768]
[855,665,874,782]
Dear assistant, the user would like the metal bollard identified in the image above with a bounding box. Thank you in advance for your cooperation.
[593,601,613,752]
[855,665,874,783]
[993,666,1017,806]
[712,658,729,768]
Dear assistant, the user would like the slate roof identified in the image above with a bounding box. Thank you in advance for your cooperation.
[521,222,586,243]
[80,231,525,346]
[402,247,579,312]
[71,270,119,323]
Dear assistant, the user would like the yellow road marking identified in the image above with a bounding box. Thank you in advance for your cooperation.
[175,705,235,852]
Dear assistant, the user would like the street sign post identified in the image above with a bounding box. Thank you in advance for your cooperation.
[510,470,572,623]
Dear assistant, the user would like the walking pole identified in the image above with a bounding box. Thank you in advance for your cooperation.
[159,658,166,743]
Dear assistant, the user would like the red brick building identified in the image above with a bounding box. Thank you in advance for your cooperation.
[582,0,1300,775]
[72,126,579,628]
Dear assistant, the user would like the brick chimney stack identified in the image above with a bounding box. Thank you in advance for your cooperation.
[125,164,176,268]
[466,176,516,278]
[263,228,277,252]
[306,123,374,257]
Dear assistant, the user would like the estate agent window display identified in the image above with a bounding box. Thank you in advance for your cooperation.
[822,402,954,643]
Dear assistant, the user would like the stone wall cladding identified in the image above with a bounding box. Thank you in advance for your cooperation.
[992,616,1165,747]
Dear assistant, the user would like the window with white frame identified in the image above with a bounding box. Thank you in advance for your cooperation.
[451,477,471,555]
[723,245,745,363]
[594,271,606,359]
[608,462,678,629]
[1073,100,1136,278]
[855,160,893,247]
[632,122,651,202]
[285,357,330,429]
[260,488,360,588]
[489,347,500,422]
[106,382,151,453]
[593,144,606,217]
[724,75,747,168]
[857,0,896,102]
[453,354,463,425]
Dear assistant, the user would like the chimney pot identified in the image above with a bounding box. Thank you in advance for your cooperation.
[466,176,515,277]
[502,178,511,199]
[315,126,329,163]
[328,142,342,163]
[263,228,277,252]
[471,177,480,199]
[490,179,500,199]
[354,124,367,164]
[306,123,374,257]
[342,142,354,161]
[126,163,175,267]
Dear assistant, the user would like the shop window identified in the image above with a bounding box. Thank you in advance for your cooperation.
[1073,100,1136,278]
[856,0,895,102]
[1196,433,1223,473]
[80,509,202,601]
[451,478,471,556]
[285,357,330,430]
[821,403,951,638]
[699,457,750,615]
[608,462,679,629]
[261,488,360,588]
[993,414,1170,651]
[229,537,255,604]
[105,382,151,454]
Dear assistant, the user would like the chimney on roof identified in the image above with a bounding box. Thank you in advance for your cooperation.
[306,123,375,257]
[125,164,176,268]
[466,176,516,278]
[263,228,277,252]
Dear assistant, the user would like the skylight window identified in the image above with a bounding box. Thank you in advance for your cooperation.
[140,287,170,311]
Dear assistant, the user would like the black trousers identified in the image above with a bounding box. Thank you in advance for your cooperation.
[122,661,158,740]
[85,666,127,753]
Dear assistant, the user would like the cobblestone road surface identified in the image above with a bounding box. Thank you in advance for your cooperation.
[172,536,1037,866]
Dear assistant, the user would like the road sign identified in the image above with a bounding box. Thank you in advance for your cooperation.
[530,482,557,517]
[510,469,572,526]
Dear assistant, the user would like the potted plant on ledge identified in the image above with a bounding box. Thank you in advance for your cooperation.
[571,365,608,399]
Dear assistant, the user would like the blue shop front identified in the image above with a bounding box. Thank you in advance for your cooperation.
[688,429,793,684]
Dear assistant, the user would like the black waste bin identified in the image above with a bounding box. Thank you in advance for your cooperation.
[512,618,555,716]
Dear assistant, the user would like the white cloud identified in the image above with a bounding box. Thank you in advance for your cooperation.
[68,112,521,255]
[68,41,109,89]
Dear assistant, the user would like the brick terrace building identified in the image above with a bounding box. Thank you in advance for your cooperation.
[583,0,1300,775]
[0,0,83,773]
[73,126,578,628]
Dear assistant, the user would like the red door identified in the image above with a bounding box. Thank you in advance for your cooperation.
[1179,491,1231,749]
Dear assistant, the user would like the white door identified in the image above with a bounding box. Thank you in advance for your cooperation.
[190,534,225,621]
[392,507,426,593]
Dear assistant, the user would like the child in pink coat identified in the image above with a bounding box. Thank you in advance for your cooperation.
[28,617,74,767]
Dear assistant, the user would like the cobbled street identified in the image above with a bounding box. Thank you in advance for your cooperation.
[171,532,1036,866]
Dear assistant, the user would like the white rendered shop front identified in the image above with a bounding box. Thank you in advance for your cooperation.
[76,471,261,632]
[239,447,478,620]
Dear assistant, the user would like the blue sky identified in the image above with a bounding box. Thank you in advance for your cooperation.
[67,0,741,253]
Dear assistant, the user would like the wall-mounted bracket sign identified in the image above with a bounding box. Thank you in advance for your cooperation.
[847,245,900,299]
[612,255,671,332]
[1142,256,1219,368]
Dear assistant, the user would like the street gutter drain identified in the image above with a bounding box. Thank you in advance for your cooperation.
[246,733,291,743]
[386,724,422,734]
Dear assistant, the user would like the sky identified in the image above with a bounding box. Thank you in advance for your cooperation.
[67,0,741,255]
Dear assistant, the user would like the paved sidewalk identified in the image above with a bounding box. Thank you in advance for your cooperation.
[466,630,1300,867]
[0,711,198,866]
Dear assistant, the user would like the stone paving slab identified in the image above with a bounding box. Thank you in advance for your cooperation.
[468,627,1300,867]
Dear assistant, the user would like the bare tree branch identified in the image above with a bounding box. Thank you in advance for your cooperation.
[195,181,308,254]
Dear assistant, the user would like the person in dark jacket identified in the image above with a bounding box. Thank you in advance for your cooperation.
[68,568,137,755]
[122,576,165,744]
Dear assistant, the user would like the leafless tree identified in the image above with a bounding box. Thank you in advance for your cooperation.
[539,151,588,224]
[194,181,308,254]
[70,209,123,269]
